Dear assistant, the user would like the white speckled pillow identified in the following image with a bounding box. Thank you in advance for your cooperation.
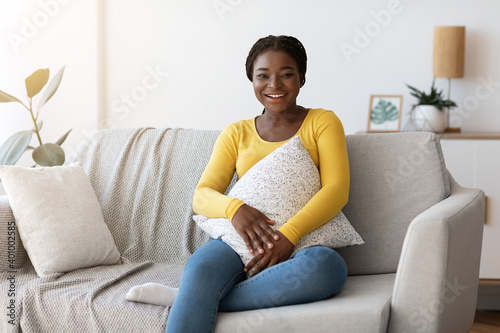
[193,136,364,267]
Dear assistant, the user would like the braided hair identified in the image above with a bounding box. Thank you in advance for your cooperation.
[245,35,307,87]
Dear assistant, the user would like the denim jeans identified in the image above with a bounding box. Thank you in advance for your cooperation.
[165,239,347,333]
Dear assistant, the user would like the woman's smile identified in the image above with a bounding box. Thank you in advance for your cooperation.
[264,92,288,102]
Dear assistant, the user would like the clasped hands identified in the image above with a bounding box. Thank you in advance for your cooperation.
[231,204,295,277]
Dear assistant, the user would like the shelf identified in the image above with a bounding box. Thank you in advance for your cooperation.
[438,132,500,140]
[355,131,500,139]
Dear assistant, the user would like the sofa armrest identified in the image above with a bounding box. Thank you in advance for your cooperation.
[388,180,485,333]
[0,195,29,271]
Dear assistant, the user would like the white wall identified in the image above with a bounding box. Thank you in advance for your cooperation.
[0,0,99,195]
[2,0,500,197]
[102,0,500,135]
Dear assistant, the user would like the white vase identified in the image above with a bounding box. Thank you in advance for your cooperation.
[413,105,447,133]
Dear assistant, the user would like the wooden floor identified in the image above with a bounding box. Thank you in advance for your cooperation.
[470,311,500,333]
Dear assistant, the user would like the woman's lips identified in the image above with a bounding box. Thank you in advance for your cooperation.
[264,93,287,102]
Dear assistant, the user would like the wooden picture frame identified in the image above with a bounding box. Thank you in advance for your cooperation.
[367,95,403,132]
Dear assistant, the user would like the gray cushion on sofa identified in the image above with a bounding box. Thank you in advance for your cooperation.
[338,132,451,275]
[215,273,395,333]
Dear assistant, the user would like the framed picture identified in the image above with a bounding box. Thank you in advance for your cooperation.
[367,95,403,132]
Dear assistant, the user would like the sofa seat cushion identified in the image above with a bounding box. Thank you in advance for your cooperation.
[215,273,395,333]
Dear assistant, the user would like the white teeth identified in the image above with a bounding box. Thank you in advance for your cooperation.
[267,94,285,98]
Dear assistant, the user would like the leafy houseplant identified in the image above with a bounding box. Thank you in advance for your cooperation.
[406,79,457,111]
[406,80,457,133]
[0,67,71,168]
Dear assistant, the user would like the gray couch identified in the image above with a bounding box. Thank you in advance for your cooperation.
[0,128,484,333]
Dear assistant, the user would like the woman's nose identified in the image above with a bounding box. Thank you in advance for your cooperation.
[268,76,281,88]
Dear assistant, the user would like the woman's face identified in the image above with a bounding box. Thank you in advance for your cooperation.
[252,50,302,114]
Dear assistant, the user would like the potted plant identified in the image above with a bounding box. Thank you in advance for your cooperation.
[0,67,71,169]
[406,80,457,133]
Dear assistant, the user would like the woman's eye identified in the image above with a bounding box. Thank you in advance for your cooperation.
[257,74,269,79]
[281,73,293,78]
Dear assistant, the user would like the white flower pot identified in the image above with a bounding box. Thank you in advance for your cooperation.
[413,105,447,133]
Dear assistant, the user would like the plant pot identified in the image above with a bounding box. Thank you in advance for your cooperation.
[413,105,447,133]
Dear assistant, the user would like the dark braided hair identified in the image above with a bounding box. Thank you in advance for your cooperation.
[245,35,307,87]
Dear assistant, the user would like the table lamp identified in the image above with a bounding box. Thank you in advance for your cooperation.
[433,26,465,132]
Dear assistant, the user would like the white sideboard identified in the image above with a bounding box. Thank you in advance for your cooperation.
[439,132,500,280]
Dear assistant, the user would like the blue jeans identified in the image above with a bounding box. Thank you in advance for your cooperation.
[165,240,347,333]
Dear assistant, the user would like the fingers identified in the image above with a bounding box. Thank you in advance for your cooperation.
[250,234,264,255]
[246,255,267,277]
[248,255,280,277]
[244,254,262,273]
[244,250,282,277]
[243,231,295,277]
[261,215,280,241]
[241,222,277,254]
[241,232,263,255]
[231,205,279,253]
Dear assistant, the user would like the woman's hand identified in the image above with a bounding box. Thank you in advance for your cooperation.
[231,204,280,255]
[244,231,294,277]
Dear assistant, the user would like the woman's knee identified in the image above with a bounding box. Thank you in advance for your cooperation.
[300,247,347,294]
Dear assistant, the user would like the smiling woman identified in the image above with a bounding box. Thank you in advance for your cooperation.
[126,35,351,333]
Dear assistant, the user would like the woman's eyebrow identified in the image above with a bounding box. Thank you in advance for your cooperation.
[256,66,295,71]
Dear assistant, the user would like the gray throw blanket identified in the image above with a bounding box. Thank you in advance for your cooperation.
[0,128,219,332]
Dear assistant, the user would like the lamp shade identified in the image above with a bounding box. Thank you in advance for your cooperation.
[433,26,465,78]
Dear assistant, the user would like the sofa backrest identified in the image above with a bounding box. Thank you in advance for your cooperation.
[68,129,450,275]
[337,132,450,275]
[67,128,217,267]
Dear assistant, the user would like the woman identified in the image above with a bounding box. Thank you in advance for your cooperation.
[127,35,350,332]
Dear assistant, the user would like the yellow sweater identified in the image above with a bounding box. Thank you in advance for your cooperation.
[192,108,350,245]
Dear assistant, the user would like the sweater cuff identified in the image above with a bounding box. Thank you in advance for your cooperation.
[278,224,301,246]
[225,198,246,221]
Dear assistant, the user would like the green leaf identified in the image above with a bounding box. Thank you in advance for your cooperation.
[371,99,399,125]
[0,130,33,165]
[55,129,72,146]
[0,90,23,104]
[38,66,65,111]
[32,143,65,166]
[25,68,50,98]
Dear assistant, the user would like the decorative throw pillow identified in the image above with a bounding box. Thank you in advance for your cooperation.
[0,163,121,277]
[194,136,364,267]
